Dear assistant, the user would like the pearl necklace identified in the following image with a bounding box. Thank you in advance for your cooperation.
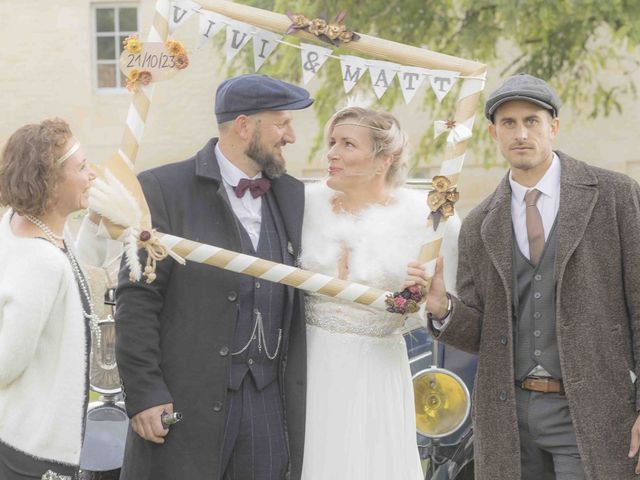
[25,215,102,348]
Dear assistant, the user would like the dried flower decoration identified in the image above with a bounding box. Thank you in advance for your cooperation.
[428,175,459,230]
[174,53,189,70]
[385,285,423,314]
[285,10,360,46]
[123,34,142,54]
[126,69,152,92]
[166,39,186,56]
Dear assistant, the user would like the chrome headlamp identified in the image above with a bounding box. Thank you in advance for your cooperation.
[412,367,471,438]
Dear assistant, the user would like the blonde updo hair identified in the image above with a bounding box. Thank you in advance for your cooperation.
[326,107,409,187]
[0,118,72,216]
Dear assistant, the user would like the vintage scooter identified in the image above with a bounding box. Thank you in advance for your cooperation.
[78,268,128,480]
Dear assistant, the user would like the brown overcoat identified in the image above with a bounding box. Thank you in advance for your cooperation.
[434,152,640,479]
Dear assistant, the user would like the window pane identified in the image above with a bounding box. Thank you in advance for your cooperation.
[119,8,137,32]
[96,8,115,32]
[97,36,116,60]
[119,35,128,56]
[97,64,116,88]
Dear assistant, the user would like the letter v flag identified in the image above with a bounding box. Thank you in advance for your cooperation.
[339,55,369,94]
[226,20,253,61]
[169,0,200,34]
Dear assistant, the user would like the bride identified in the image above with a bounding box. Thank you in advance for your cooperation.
[300,106,459,479]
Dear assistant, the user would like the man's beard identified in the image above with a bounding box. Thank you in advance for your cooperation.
[245,130,286,178]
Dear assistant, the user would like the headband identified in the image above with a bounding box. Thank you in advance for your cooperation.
[333,122,388,132]
[56,141,80,164]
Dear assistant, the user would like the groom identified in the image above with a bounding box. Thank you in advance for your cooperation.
[115,74,313,479]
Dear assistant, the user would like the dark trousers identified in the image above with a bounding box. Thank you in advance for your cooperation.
[221,375,288,480]
[0,440,78,480]
[515,387,586,480]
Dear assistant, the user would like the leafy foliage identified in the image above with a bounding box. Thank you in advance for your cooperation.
[222,0,640,167]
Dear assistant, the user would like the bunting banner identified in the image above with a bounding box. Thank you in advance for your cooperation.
[398,66,429,104]
[169,0,200,33]
[368,60,398,99]
[252,28,282,71]
[198,10,226,48]
[225,20,253,61]
[300,43,332,85]
[339,55,369,94]
[429,70,460,103]
[163,5,473,106]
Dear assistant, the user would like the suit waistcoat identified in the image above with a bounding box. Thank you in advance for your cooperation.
[229,191,289,391]
[513,220,562,380]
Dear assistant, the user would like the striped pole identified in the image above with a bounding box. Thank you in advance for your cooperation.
[158,233,393,311]
[117,0,171,170]
[418,66,487,273]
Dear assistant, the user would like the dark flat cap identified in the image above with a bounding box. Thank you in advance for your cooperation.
[485,73,561,121]
[215,74,313,123]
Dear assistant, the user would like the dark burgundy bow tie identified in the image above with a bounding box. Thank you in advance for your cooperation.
[233,177,271,198]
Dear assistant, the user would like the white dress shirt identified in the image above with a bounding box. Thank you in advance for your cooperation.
[508,152,561,260]
[432,152,561,333]
[216,143,263,250]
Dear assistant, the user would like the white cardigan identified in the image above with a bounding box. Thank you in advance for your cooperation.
[0,210,87,466]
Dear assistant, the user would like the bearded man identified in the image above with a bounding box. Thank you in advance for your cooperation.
[115,74,313,480]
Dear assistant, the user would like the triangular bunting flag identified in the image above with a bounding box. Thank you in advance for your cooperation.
[428,70,460,102]
[198,11,226,49]
[300,43,332,85]
[339,55,368,94]
[225,21,253,61]
[397,66,428,104]
[169,0,200,34]
[252,28,282,71]
[368,60,398,99]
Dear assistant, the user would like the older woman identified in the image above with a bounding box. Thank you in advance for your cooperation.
[0,118,96,479]
[299,107,459,479]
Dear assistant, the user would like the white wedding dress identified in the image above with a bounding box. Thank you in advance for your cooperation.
[299,182,459,480]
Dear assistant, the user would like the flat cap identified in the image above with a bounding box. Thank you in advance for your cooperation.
[485,73,561,121]
[215,74,313,123]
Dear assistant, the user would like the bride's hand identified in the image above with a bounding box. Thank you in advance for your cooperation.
[403,256,449,318]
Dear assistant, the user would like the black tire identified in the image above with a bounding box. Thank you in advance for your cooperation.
[78,469,121,480]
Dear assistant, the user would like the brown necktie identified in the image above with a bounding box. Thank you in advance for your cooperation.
[524,189,544,266]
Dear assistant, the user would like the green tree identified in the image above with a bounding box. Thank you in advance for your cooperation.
[222,0,640,168]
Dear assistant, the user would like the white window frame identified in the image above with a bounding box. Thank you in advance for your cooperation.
[91,3,140,94]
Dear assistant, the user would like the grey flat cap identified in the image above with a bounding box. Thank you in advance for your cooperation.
[215,74,313,123]
[485,73,561,121]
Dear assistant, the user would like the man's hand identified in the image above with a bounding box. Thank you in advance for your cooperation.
[131,403,173,444]
[629,414,640,474]
[404,256,449,318]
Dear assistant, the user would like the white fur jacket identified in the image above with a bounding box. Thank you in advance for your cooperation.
[300,181,460,296]
[0,210,87,466]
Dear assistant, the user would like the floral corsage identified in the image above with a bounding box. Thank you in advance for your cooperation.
[385,285,423,314]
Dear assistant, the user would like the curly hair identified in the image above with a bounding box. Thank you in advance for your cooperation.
[325,107,409,188]
[0,118,72,216]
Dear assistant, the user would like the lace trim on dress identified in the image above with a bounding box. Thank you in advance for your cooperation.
[305,295,404,337]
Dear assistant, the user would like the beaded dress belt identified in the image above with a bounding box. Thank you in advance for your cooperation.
[516,376,564,394]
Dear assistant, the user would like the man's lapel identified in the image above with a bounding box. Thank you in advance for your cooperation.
[269,174,304,258]
[480,175,514,299]
[554,151,599,282]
